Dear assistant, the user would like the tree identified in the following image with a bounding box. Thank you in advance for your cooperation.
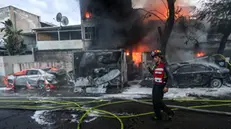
[159,0,175,56]
[197,0,231,54]
[176,16,205,45]
[140,0,177,56]
[0,19,26,55]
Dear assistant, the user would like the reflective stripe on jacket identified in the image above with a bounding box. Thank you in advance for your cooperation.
[153,62,167,84]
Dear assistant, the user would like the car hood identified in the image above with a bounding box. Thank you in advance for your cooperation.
[7,75,15,80]
[47,68,66,75]
[44,73,56,79]
[218,67,230,73]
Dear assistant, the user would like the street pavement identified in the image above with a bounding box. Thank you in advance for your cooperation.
[0,98,231,129]
[0,85,231,129]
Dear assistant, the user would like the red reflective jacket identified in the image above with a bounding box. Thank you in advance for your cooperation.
[153,62,167,85]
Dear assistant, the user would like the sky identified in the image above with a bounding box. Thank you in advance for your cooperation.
[0,0,81,25]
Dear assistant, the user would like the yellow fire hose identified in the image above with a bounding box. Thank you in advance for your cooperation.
[0,98,231,129]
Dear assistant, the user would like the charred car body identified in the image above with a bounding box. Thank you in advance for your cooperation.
[4,67,67,89]
[72,50,125,91]
[169,62,230,88]
[141,62,230,88]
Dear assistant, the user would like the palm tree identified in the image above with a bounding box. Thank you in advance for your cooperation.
[0,19,26,55]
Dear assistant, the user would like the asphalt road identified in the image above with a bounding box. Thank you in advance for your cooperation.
[0,99,231,129]
[0,84,231,129]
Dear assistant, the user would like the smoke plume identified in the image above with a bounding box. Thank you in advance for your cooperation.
[81,0,157,50]
[81,0,207,62]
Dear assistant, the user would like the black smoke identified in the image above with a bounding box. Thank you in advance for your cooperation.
[80,0,157,50]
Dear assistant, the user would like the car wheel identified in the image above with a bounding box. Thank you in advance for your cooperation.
[210,78,222,88]
[38,80,45,89]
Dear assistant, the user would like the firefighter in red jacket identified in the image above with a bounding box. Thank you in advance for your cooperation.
[148,50,174,120]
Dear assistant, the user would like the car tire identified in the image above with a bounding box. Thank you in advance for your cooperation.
[38,80,45,89]
[210,78,222,88]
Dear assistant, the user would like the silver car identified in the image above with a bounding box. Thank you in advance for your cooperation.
[7,68,58,88]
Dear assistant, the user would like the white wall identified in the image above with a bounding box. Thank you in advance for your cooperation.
[0,56,5,76]
[13,61,72,73]
[37,40,84,50]
[12,6,41,32]
[0,55,34,76]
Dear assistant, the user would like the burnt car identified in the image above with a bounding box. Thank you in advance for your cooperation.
[4,67,67,89]
[170,62,230,88]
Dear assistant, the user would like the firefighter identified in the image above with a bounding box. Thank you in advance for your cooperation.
[148,50,174,121]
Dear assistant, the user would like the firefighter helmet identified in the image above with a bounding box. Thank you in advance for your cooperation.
[151,50,162,58]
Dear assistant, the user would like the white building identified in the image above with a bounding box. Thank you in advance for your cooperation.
[0,6,53,54]
[33,25,84,50]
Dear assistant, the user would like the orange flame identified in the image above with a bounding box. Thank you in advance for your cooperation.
[144,0,193,21]
[196,52,205,57]
[129,43,153,66]
[85,12,91,19]
[126,52,130,56]
[132,52,142,67]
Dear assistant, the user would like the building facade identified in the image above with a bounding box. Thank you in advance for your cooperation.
[33,25,83,50]
[79,0,134,50]
[0,6,41,32]
[0,6,42,53]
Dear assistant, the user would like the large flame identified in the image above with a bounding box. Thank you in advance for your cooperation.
[132,52,142,67]
[144,0,193,21]
[129,0,193,66]
[129,43,153,66]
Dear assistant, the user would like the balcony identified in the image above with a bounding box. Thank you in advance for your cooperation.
[34,26,84,50]
[37,40,83,50]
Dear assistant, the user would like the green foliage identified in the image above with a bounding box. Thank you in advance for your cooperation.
[196,0,231,54]
[197,0,231,34]
[1,19,26,55]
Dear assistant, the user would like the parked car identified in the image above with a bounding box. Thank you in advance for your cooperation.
[170,62,230,88]
[4,67,67,89]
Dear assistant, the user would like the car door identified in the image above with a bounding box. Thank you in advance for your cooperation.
[26,70,41,86]
[172,65,193,87]
[191,64,212,86]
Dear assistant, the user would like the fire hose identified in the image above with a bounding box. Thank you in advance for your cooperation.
[0,98,231,129]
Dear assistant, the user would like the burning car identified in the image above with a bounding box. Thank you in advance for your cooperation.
[170,62,230,88]
[4,67,67,89]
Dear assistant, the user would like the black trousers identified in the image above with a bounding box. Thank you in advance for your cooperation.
[152,83,173,120]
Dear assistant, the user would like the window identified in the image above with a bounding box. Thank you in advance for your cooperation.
[191,65,208,72]
[37,32,58,41]
[60,31,82,40]
[176,65,192,73]
[85,27,96,40]
[37,30,82,41]
[27,70,40,75]
[70,31,82,40]
[60,32,70,40]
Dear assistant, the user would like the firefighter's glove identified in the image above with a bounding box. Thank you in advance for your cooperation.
[163,87,169,93]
